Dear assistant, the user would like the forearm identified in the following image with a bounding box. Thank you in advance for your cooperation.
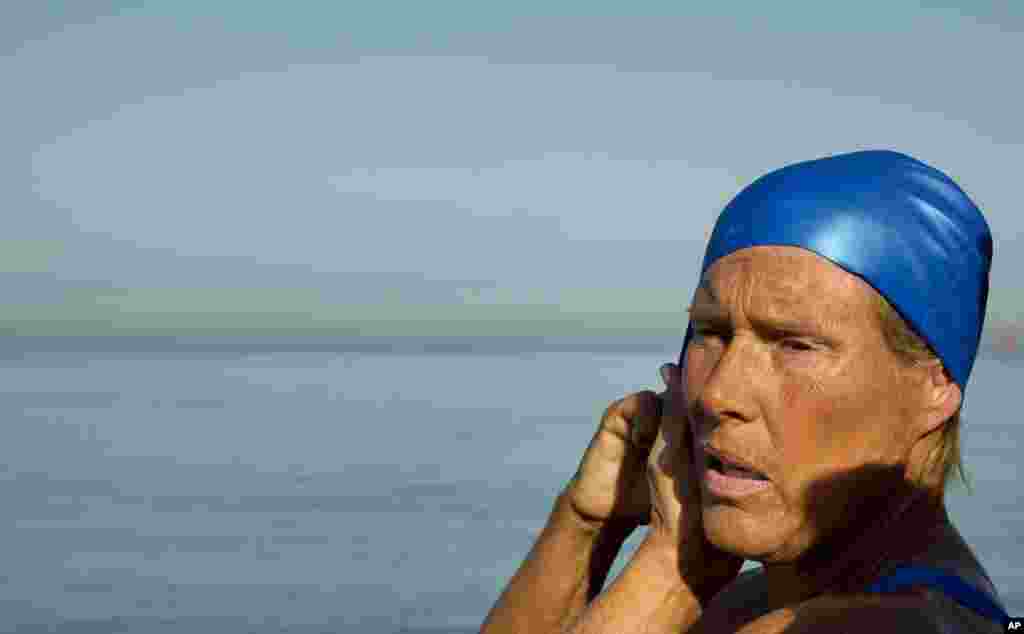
[481,489,635,634]
[562,531,706,634]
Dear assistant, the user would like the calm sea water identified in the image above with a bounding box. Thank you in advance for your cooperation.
[1,338,1020,632]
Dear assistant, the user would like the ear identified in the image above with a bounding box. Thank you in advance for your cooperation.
[913,360,962,439]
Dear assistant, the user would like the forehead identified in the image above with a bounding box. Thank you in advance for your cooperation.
[694,246,875,323]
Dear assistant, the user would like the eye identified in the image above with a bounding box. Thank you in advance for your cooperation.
[780,338,815,352]
[694,327,730,342]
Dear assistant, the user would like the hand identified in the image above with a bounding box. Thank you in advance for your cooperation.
[564,365,669,533]
[646,362,743,599]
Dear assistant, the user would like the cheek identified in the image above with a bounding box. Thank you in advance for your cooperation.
[774,370,836,444]
[683,345,707,399]
[684,340,726,387]
[770,373,851,494]
[772,368,895,494]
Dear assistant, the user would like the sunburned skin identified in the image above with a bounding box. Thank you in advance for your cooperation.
[480,151,1001,634]
[674,245,964,616]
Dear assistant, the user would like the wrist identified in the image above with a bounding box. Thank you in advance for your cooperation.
[596,533,705,631]
[636,528,687,586]
[551,490,638,602]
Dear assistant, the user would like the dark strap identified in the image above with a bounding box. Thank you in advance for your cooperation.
[866,565,1009,624]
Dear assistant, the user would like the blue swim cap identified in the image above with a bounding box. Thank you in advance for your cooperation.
[679,150,992,393]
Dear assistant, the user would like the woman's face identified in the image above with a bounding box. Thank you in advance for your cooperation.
[682,246,927,563]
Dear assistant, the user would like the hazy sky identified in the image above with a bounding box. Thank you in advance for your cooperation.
[4,1,1023,336]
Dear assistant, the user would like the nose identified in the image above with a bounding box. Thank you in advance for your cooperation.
[695,334,760,427]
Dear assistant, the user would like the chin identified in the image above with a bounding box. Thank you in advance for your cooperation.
[702,503,790,561]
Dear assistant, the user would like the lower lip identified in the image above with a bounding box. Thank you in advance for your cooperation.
[703,467,772,498]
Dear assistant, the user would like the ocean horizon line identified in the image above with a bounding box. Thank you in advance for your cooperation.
[0,333,1019,360]
[0,333,682,356]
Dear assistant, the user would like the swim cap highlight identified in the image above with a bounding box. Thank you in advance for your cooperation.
[679,150,992,393]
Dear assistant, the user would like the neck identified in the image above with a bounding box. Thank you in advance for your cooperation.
[759,487,948,607]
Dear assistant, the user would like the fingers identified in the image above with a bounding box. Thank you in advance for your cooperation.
[606,390,658,447]
[650,423,675,478]
[600,362,682,451]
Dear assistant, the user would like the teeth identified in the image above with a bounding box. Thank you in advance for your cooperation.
[708,453,768,480]
[722,467,765,480]
[709,455,766,480]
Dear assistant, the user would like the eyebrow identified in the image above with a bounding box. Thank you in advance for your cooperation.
[686,305,722,322]
[688,294,833,337]
[697,278,717,301]
[688,279,723,321]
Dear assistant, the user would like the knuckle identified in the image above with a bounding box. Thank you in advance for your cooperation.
[601,390,661,429]
[604,396,626,417]
[600,398,627,427]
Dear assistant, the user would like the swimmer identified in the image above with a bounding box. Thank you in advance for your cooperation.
[481,151,1008,633]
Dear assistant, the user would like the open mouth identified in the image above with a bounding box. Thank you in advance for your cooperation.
[707,454,769,481]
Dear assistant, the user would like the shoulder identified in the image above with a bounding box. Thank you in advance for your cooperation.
[735,593,933,634]
[735,592,999,634]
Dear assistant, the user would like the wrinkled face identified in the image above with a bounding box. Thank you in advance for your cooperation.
[684,246,923,563]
